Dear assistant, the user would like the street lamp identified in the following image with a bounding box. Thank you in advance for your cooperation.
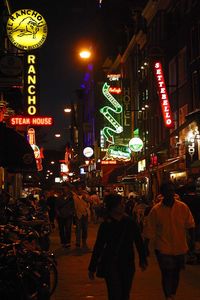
[55,133,61,138]
[64,108,72,113]
[79,49,92,60]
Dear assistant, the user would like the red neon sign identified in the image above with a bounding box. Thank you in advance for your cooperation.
[108,87,122,94]
[10,116,53,126]
[154,62,174,128]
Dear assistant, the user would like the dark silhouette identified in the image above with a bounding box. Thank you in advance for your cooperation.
[88,193,147,300]
[55,183,75,248]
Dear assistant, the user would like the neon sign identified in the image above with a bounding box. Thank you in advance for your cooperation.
[129,137,143,152]
[10,116,53,126]
[108,87,122,94]
[27,54,37,115]
[100,82,123,144]
[107,145,131,161]
[154,62,174,128]
[6,9,47,51]
[107,74,121,81]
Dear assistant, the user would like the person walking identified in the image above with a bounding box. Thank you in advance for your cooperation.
[55,183,75,248]
[71,183,90,249]
[88,193,148,300]
[143,181,195,300]
[46,191,56,229]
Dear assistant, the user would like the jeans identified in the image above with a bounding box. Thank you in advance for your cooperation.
[57,216,73,245]
[155,250,185,298]
[75,215,88,246]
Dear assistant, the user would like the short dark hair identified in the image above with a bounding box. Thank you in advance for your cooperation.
[160,181,175,197]
[104,193,122,212]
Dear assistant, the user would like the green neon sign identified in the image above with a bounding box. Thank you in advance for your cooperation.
[108,145,131,161]
[100,82,123,143]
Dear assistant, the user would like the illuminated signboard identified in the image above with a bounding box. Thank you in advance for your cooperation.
[108,87,122,94]
[10,116,53,126]
[101,160,117,165]
[26,54,37,115]
[107,74,121,81]
[107,145,131,161]
[27,128,35,145]
[129,137,144,152]
[83,147,94,158]
[154,62,174,128]
[100,82,123,144]
[186,126,200,167]
[6,9,47,51]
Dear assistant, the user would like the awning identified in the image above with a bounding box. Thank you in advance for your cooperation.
[0,122,37,173]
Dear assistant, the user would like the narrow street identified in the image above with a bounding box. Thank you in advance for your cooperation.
[50,223,200,300]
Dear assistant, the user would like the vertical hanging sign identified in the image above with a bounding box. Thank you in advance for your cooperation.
[154,62,174,128]
[100,82,123,144]
[25,53,38,115]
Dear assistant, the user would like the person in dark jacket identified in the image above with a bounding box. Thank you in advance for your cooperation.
[88,193,148,300]
[55,182,75,248]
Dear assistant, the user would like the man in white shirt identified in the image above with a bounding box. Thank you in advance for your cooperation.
[144,181,195,300]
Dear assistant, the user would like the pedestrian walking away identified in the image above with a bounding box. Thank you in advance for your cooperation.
[72,182,90,249]
[143,181,195,300]
[88,193,148,300]
[55,182,75,248]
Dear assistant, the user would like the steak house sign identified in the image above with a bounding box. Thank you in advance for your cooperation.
[154,62,174,128]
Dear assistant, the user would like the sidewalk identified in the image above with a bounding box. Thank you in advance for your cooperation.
[50,223,200,300]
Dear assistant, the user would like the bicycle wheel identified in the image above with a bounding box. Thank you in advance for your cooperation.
[48,262,58,296]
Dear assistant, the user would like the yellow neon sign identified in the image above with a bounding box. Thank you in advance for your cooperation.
[6,9,47,51]
[27,54,37,115]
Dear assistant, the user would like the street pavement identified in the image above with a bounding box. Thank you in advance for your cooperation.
[50,223,200,300]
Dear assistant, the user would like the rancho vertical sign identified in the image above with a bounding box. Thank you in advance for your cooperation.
[25,54,38,115]
[154,62,174,128]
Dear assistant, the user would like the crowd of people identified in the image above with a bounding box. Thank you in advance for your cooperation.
[1,178,199,300]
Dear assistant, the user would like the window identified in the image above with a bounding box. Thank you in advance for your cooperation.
[179,104,188,126]
[192,71,200,109]
[178,47,187,87]
[169,57,177,94]
[191,24,200,61]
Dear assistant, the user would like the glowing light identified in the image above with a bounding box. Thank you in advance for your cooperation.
[79,50,91,59]
[64,108,72,113]
[27,55,37,115]
[154,62,174,128]
[129,137,144,152]
[10,116,53,126]
[100,82,123,144]
[108,87,122,94]
[83,147,94,158]
[6,9,47,51]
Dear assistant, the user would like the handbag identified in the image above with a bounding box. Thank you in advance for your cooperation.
[96,222,127,278]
